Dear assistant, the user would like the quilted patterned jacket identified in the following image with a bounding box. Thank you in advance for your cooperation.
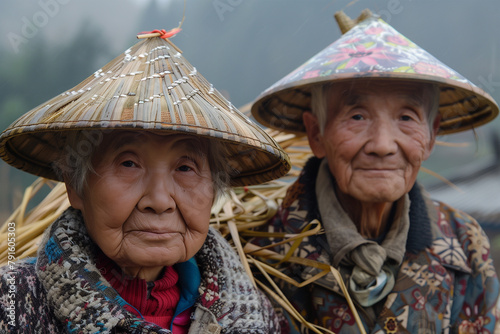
[0,207,282,333]
[255,157,499,334]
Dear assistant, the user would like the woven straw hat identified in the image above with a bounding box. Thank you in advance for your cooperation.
[251,10,499,135]
[0,34,290,187]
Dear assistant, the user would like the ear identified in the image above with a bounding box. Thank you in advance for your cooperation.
[64,179,84,210]
[303,111,326,159]
[424,114,441,160]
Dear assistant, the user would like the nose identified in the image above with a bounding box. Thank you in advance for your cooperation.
[137,172,176,214]
[363,118,398,157]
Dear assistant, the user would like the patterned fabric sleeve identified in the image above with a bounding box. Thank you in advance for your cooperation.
[0,264,18,332]
[112,318,172,333]
[444,204,500,333]
[256,288,289,333]
[0,259,63,332]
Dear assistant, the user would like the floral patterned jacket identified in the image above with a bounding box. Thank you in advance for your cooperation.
[0,207,282,333]
[255,157,499,334]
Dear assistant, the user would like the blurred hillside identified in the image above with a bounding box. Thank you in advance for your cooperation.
[0,0,500,221]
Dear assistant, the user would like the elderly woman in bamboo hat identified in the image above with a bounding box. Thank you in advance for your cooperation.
[0,29,290,333]
[250,10,499,333]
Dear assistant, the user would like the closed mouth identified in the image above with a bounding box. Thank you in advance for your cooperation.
[127,230,181,238]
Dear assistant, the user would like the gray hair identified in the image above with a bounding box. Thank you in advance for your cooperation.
[52,130,232,200]
[310,81,440,135]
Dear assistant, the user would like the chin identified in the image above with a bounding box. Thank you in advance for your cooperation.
[354,188,404,203]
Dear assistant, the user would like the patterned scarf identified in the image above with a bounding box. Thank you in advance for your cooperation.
[35,207,278,333]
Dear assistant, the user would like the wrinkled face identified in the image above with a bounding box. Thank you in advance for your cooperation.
[304,81,439,204]
[67,131,214,273]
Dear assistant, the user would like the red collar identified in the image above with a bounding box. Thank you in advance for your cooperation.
[96,251,180,327]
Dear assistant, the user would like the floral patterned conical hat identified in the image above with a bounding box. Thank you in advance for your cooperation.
[0,30,290,186]
[251,11,499,135]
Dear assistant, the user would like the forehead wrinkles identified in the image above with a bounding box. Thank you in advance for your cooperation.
[329,83,427,111]
[105,132,144,152]
[173,137,209,161]
[100,131,207,155]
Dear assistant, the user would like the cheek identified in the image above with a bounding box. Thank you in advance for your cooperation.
[81,202,127,244]
[404,132,432,167]
[82,178,140,232]
[177,173,214,205]
[176,185,213,258]
[322,135,360,179]
[176,179,214,225]
[323,124,363,158]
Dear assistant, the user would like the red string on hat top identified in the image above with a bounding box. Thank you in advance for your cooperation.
[136,0,185,39]
[137,27,182,39]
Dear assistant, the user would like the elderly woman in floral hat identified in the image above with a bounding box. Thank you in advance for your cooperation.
[0,32,290,333]
[250,11,499,334]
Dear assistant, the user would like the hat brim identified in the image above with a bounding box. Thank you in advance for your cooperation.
[0,124,290,187]
[252,73,499,135]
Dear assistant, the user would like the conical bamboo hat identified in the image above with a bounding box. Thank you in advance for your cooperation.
[0,35,290,186]
[251,11,499,135]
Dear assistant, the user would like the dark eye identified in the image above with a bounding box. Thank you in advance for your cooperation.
[177,165,192,172]
[400,115,413,121]
[352,114,364,121]
[121,160,136,168]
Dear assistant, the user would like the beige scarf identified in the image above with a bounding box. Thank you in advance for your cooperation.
[315,159,410,306]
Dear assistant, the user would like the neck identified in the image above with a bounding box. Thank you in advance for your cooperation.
[121,266,164,282]
[95,250,164,282]
[336,189,395,239]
